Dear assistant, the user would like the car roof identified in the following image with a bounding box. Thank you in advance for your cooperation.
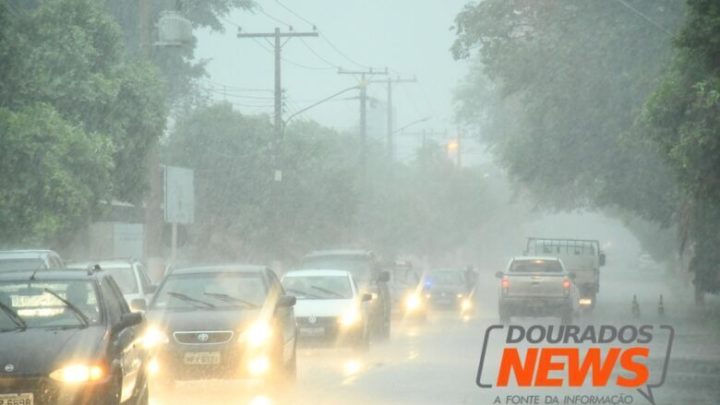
[0,250,60,259]
[0,268,103,281]
[168,264,268,276]
[283,269,351,278]
[67,260,137,269]
[303,249,372,258]
[512,256,562,262]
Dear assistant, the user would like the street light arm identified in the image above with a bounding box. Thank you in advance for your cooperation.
[392,116,431,135]
[283,85,360,131]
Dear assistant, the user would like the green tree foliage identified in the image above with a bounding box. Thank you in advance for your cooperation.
[0,0,166,244]
[165,102,501,263]
[0,105,113,245]
[640,0,720,293]
[451,1,684,250]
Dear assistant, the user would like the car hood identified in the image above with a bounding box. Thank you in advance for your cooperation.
[0,326,107,375]
[146,308,260,333]
[293,299,354,317]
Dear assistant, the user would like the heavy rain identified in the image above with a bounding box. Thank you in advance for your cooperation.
[1,1,720,405]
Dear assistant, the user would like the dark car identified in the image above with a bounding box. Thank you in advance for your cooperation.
[299,250,392,340]
[142,265,297,387]
[0,269,147,405]
[423,269,473,313]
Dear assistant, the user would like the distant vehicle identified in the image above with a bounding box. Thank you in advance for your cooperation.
[282,269,372,349]
[0,268,147,404]
[524,238,605,308]
[496,256,579,324]
[67,259,157,312]
[142,265,297,387]
[299,250,392,340]
[423,269,473,314]
[0,250,64,272]
[388,261,427,320]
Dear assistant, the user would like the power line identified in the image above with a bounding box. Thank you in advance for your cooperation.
[275,0,316,28]
[610,0,673,36]
[299,38,341,69]
[322,36,370,69]
[251,38,332,71]
[255,4,292,28]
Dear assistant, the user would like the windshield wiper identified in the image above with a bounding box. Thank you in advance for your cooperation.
[43,288,89,327]
[284,287,323,299]
[0,301,26,330]
[167,291,216,309]
[310,285,345,298]
[203,292,259,308]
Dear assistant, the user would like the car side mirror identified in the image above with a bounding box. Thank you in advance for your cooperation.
[377,271,390,283]
[495,271,504,279]
[116,312,144,333]
[278,295,296,307]
[361,293,373,302]
[130,298,147,312]
[599,252,606,266]
[568,272,577,280]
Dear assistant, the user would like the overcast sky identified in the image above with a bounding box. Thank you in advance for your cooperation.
[194,0,476,163]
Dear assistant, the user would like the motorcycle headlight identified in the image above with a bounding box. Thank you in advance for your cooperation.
[49,364,105,384]
[242,322,272,348]
[142,327,169,349]
[340,308,361,327]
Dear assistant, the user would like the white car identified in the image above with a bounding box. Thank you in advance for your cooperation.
[67,259,157,311]
[282,269,372,349]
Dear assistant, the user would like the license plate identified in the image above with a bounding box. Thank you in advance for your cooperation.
[300,327,325,337]
[183,351,221,365]
[0,394,33,405]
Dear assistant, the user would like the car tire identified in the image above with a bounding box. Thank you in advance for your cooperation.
[103,374,122,405]
[284,342,297,382]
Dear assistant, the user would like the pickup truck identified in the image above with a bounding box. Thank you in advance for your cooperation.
[524,238,605,309]
[496,256,579,324]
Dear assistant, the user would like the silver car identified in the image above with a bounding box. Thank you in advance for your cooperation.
[68,259,157,311]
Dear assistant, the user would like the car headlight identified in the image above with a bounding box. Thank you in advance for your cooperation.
[49,364,105,384]
[461,298,472,311]
[242,322,272,348]
[405,295,422,311]
[142,327,169,349]
[340,308,361,327]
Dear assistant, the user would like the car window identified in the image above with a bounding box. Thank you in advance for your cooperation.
[282,275,353,299]
[0,280,100,328]
[105,266,139,294]
[0,258,46,272]
[300,256,373,283]
[152,272,268,310]
[510,260,563,273]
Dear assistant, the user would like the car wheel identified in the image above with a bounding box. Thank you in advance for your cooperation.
[284,342,297,382]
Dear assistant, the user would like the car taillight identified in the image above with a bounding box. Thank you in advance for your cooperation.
[562,278,571,292]
[501,276,509,293]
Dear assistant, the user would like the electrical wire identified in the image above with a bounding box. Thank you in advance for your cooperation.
[299,38,341,69]
[275,0,316,28]
[251,38,335,71]
[255,4,292,28]
[610,0,673,36]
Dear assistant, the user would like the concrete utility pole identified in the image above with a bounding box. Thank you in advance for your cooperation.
[237,28,319,178]
[370,76,416,161]
[338,68,388,171]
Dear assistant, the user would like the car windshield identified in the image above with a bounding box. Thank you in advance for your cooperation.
[510,260,563,273]
[283,275,353,300]
[0,280,100,330]
[0,258,45,272]
[300,256,372,284]
[104,266,138,294]
[425,271,464,287]
[152,272,267,310]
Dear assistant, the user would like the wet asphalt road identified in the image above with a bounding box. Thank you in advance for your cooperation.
[150,266,720,405]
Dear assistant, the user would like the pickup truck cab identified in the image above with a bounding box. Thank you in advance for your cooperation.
[496,256,578,324]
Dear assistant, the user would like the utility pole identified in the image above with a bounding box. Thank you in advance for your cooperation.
[237,28,319,176]
[237,27,318,262]
[369,76,416,161]
[338,68,388,171]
